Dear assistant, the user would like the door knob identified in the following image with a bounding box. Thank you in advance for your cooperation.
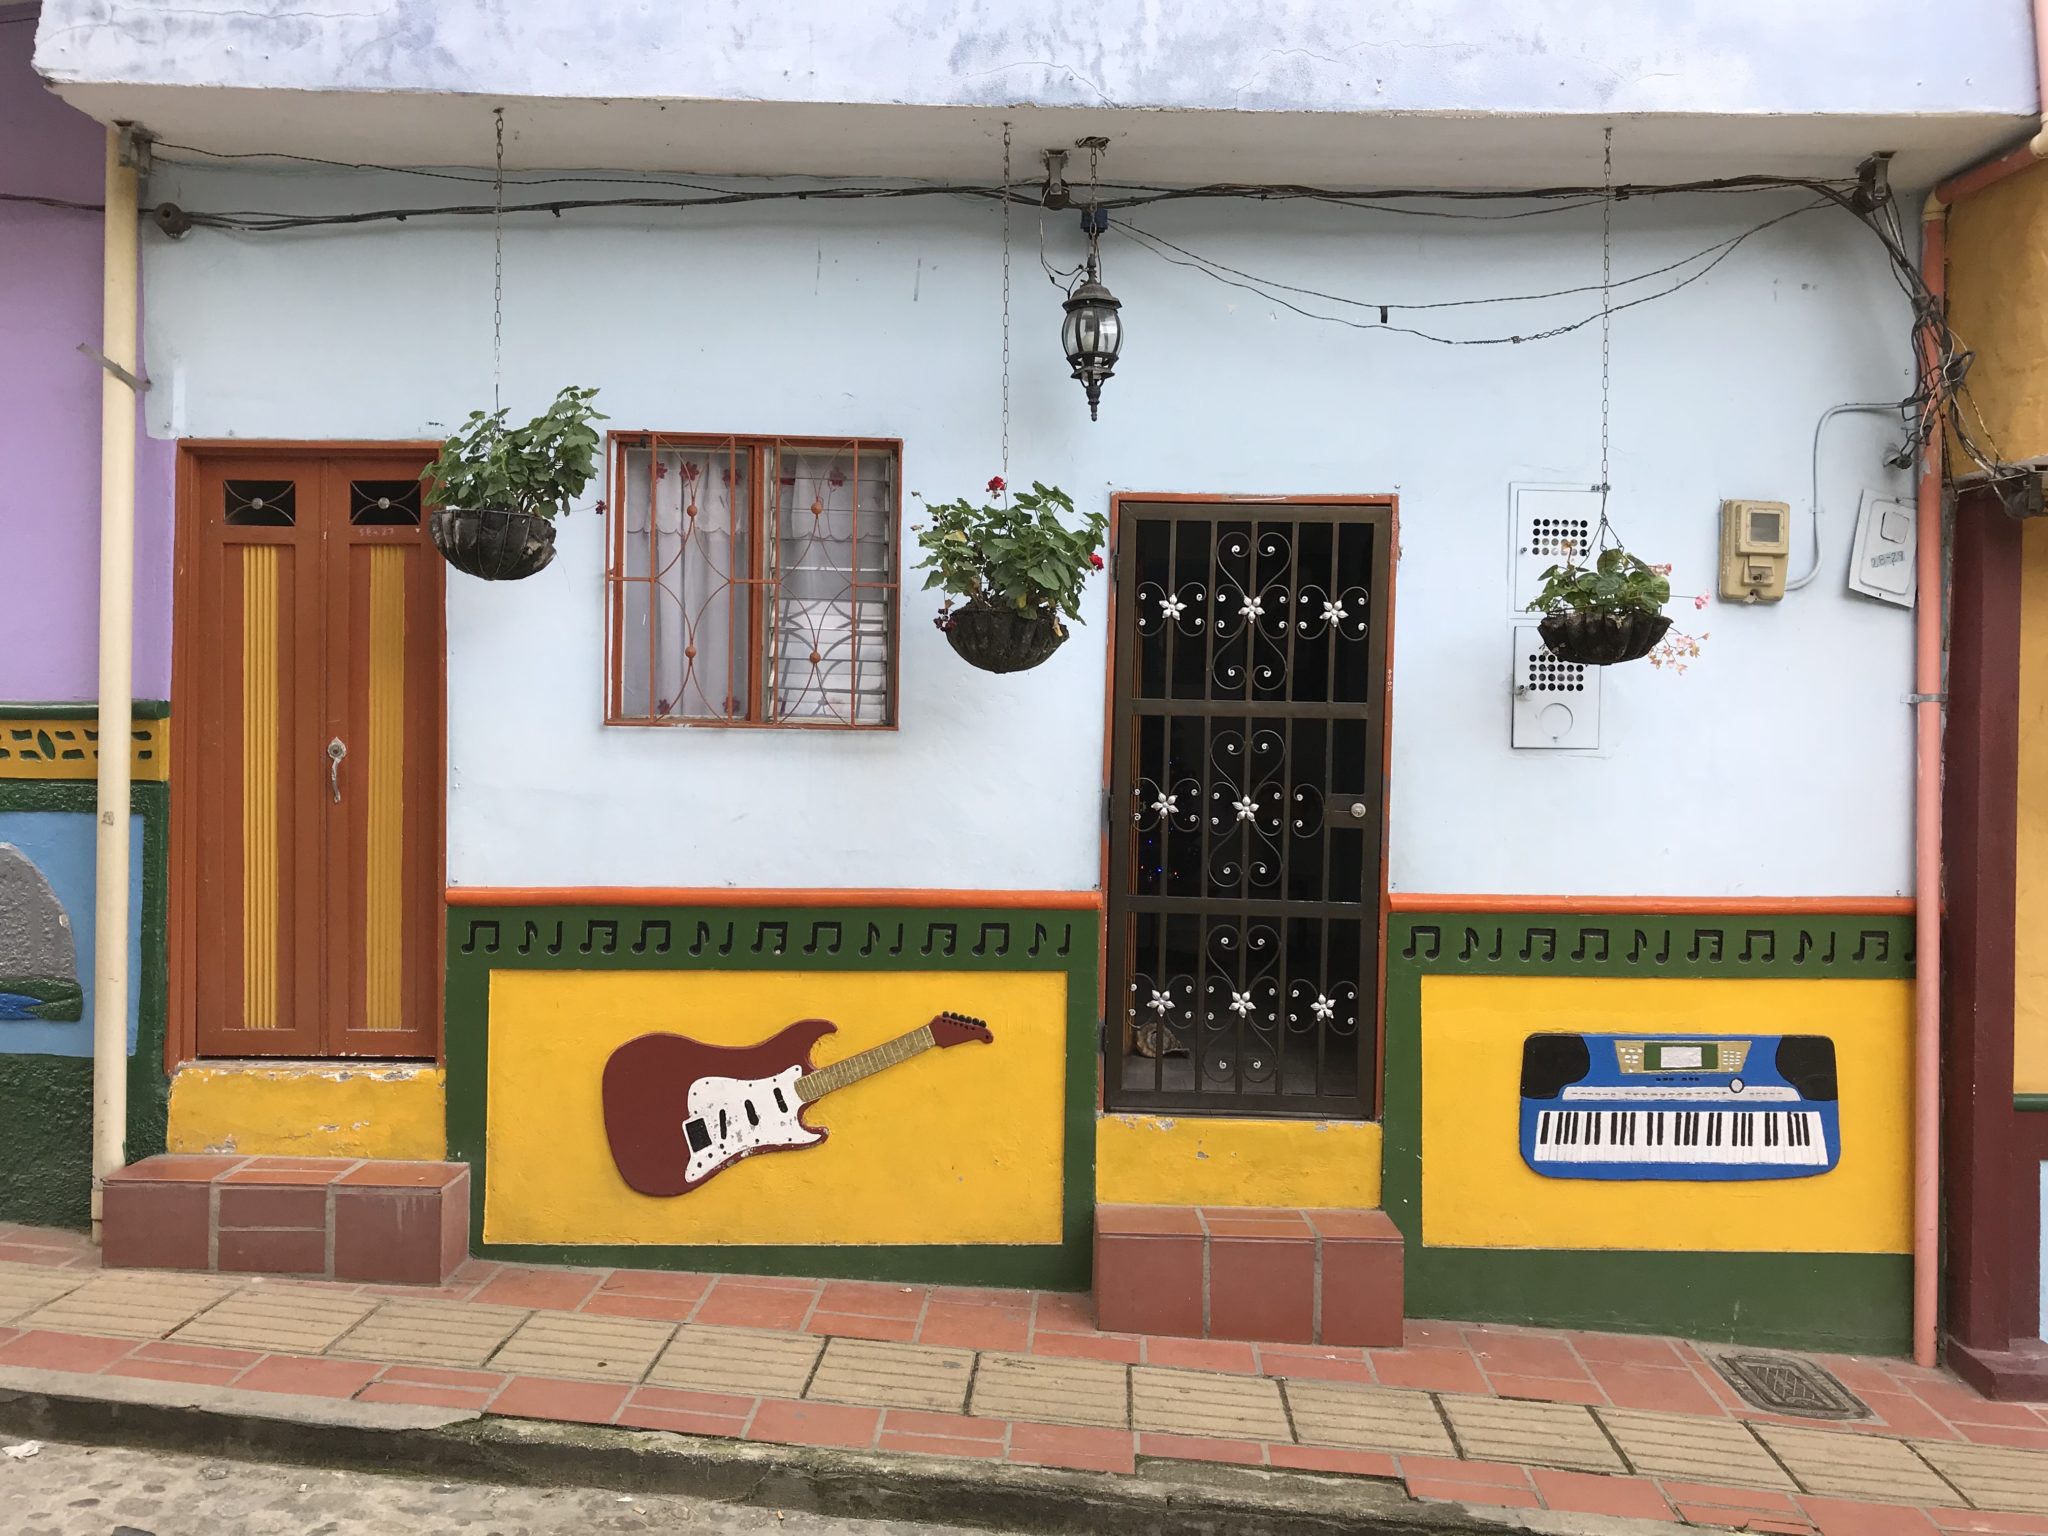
[1348,801,1368,819]
[327,738,348,803]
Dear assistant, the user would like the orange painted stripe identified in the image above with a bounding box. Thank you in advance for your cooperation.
[445,887,1105,910]
[1388,893,1914,916]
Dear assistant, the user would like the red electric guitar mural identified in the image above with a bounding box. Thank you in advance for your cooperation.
[601,1012,995,1197]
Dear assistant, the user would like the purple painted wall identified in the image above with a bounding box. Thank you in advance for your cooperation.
[0,3,171,703]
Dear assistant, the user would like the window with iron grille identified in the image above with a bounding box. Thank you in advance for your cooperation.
[607,434,899,727]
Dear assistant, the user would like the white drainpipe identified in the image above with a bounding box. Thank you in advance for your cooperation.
[90,124,141,1238]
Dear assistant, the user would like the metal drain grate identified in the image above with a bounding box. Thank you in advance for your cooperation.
[1707,1351,1870,1420]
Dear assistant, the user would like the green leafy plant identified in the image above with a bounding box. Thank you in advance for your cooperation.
[914,476,1108,631]
[1526,545,1671,617]
[420,385,606,520]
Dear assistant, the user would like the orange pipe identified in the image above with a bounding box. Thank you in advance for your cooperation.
[1387,893,1913,916]
[1938,144,2043,205]
[1913,205,1946,1369]
[1905,0,2048,1363]
[445,886,1104,909]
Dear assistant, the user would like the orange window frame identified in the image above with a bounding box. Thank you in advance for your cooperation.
[603,431,903,731]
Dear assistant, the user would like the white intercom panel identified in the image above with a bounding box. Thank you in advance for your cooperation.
[1512,623,1602,750]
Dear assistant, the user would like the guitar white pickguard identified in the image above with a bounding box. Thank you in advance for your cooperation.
[682,1067,819,1186]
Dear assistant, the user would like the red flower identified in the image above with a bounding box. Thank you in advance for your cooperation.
[987,475,1006,493]
[1089,552,1105,569]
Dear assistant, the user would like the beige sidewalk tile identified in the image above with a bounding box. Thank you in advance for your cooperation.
[1441,1395,1624,1474]
[1284,1379,1454,1456]
[1753,1422,1955,1504]
[488,1311,674,1383]
[1914,1438,2048,1514]
[0,1262,92,1324]
[1596,1406,1795,1489]
[1131,1365,1290,1441]
[329,1299,530,1368]
[648,1325,824,1398]
[807,1337,975,1413]
[171,1284,376,1354]
[26,1272,239,1340]
[971,1352,1129,1429]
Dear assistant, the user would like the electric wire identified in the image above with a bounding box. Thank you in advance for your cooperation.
[83,134,2015,479]
[1792,402,1907,591]
[0,191,103,212]
[1109,199,1829,347]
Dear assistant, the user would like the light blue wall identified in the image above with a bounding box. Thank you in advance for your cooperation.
[142,166,1921,898]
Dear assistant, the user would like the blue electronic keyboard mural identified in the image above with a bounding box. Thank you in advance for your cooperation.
[1517,1033,1840,1182]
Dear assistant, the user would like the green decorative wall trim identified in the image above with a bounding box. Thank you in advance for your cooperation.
[1411,1248,1911,1354]
[446,903,1100,1288]
[0,701,171,719]
[0,779,170,1230]
[1384,910,1915,1355]
[2015,1094,2048,1112]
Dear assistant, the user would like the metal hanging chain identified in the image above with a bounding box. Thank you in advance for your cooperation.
[1076,136,1109,286]
[1000,121,1011,483]
[492,108,505,423]
[1595,124,1616,549]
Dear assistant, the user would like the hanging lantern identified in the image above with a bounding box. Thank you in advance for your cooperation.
[1062,207,1122,421]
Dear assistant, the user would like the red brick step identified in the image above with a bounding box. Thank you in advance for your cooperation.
[1093,1204,1402,1346]
[102,1154,468,1285]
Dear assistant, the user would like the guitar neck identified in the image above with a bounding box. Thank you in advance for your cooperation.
[795,1025,936,1103]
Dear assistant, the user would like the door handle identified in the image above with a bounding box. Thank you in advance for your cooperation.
[327,738,348,803]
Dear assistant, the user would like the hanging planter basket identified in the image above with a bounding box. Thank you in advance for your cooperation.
[942,602,1068,674]
[1538,609,1672,666]
[429,508,558,582]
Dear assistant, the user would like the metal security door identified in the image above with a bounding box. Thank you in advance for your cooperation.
[1107,500,1392,1117]
[184,447,442,1058]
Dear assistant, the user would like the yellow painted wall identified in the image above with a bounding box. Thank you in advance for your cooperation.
[166,1063,447,1159]
[2019,522,2048,1094]
[1419,974,1911,1254]
[484,969,1066,1247]
[1096,1114,1381,1208]
[1948,159,2048,465]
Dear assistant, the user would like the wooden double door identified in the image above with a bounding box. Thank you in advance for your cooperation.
[180,447,444,1057]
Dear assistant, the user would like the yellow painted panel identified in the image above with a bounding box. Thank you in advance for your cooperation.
[2018,521,2048,1094]
[1420,975,1911,1254]
[1948,159,2048,465]
[484,970,1065,1247]
[364,546,406,1031]
[1096,1115,1381,1208]
[167,1064,447,1160]
[0,717,167,781]
[241,546,279,1030]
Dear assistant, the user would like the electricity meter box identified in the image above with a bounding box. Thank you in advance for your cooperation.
[1719,499,1790,602]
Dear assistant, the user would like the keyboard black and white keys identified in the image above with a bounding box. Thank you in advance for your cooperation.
[1517,1033,1841,1182]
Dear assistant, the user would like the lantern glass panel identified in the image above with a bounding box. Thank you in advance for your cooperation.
[1063,303,1122,363]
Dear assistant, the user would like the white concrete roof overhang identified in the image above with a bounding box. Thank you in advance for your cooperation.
[41,87,2037,192]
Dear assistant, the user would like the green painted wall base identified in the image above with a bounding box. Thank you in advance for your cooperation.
[0,1052,167,1232]
[470,1241,1086,1290]
[1409,1247,1913,1355]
